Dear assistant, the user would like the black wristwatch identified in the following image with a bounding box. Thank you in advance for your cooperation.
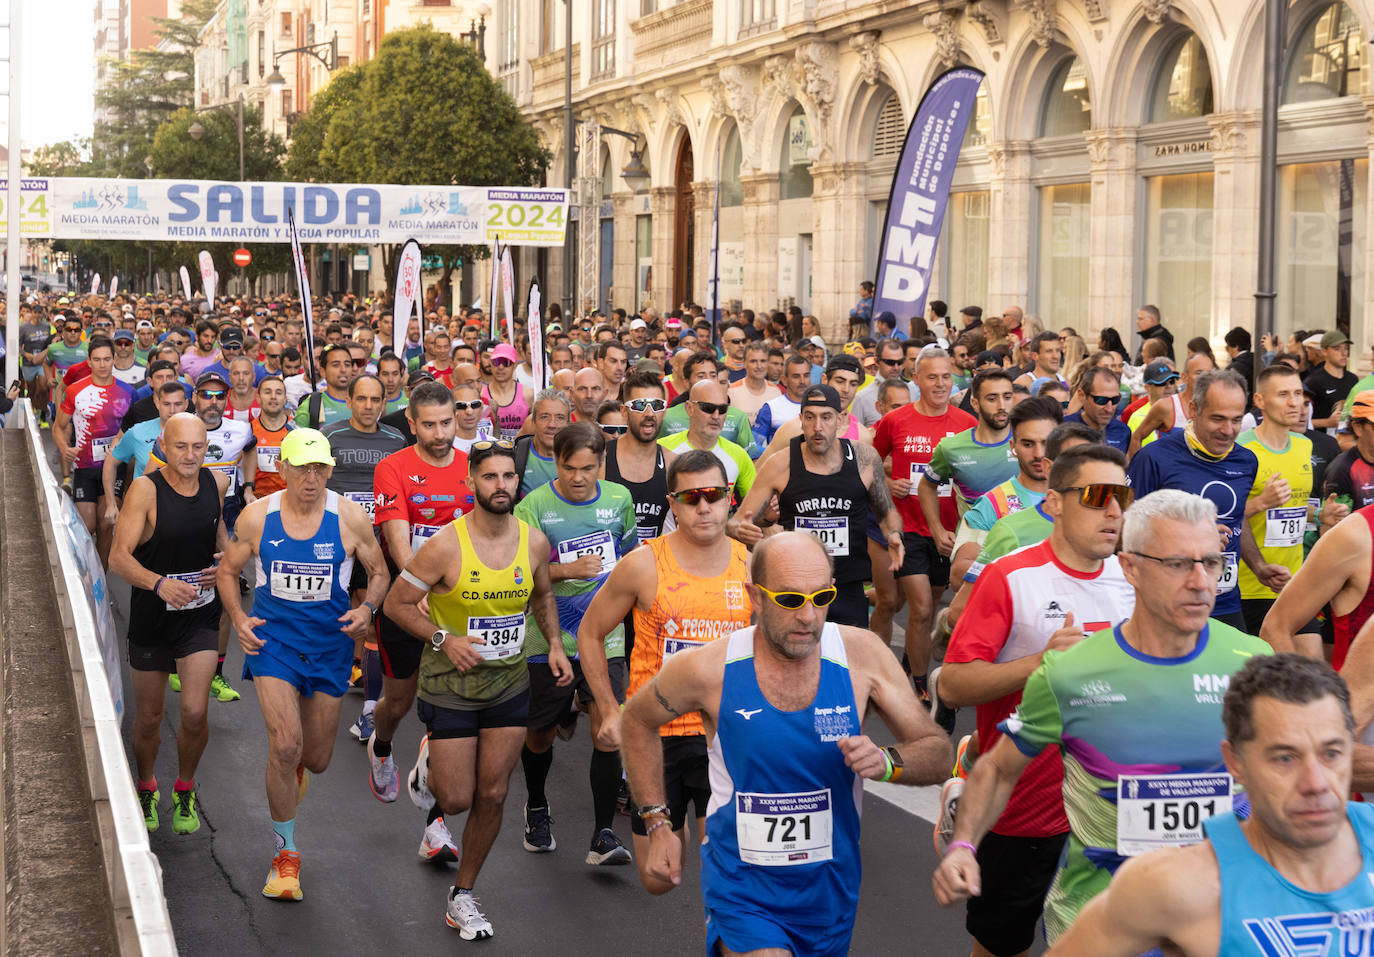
[361,600,378,618]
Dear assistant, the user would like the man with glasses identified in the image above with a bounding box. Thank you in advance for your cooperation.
[215,428,388,902]
[605,369,678,546]
[451,383,496,454]
[659,380,757,502]
[853,339,919,428]
[296,344,354,430]
[513,422,636,864]
[731,383,903,627]
[1127,370,1262,633]
[935,444,1135,957]
[109,329,146,386]
[935,489,1271,947]
[729,342,780,427]
[719,321,749,383]
[382,438,567,940]
[577,449,753,891]
[1065,366,1131,453]
[46,315,88,414]
[621,530,949,955]
[258,340,286,379]
[661,351,760,456]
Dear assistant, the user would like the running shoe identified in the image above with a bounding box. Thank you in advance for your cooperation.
[929,666,957,735]
[210,674,241,702]
[408,735,435,810]
[297,763,309,804]
[933,777,965,856]
[367,732,400,803]
[953,733,974,780]
[445,888,494,940]
[139,786,159,832]
[172,788,201,834]
[349,662,363,690]
[586,828,632,866]
[419,817,460,864]
[167,673,181,693]
[262,849,303,901]
[350,710,374,744]
[522,805,556,853]
[61,475,72,496]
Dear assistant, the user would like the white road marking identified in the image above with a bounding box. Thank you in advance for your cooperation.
[864,780,943,824]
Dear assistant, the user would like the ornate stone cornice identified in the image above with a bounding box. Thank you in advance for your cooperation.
[795,41,838,163]
[965,0,1003,45]
[1208,110,1259,156]
[1142,0,1171,25]
[923,12,962,69]
[1015,0,1058,48]
[848,31,881,86]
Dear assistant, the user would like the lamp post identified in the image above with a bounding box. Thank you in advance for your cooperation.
[187,94,245,182]
[265,32,339,92]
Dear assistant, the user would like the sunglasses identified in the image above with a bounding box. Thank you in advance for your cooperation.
[1055,483,1134,510]
[723,337,746,345]
[265,351,283,358]
[756,584,839,610]
[668,485,732,506]
[1085,394,1116,406]
[221,343,243,350]
[693,400,730,415]
[351,358,368,368]
[454,399,484,411]
[625,397,667,413]
[260,332,275,340]
[600,423,629,435]
[492,358,515,367]
[197,389,228,400]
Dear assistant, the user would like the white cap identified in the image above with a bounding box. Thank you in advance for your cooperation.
[1303,334,1323,349]
[808,335,826,349]
[629,318,647,330]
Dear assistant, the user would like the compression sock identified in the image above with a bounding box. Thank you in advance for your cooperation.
[521,745,553,809]
[216,655,226,679]
[174,778,194,793]
[372,736,392,758]
[363,648,383,702]
[272,818,297,852]
[590,748,622,832]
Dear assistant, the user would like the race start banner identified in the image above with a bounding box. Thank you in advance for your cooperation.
[33,178,569,246]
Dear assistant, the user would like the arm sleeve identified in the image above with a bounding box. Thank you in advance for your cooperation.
[997,654,1064,757]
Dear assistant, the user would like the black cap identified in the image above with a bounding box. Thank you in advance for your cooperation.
[800,384,843,412]
[1142,359,1179,385]
[406,369,435,387]
[974,350,1003,368]
[961,305,983,320]
[195,370,229,389]
[219,326,244,345]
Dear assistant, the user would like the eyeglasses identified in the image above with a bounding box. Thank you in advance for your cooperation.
[287,462,330,475]
[260,332,275,341]
[1127,552,1226,580]
[625,397,667,413]
[470,439,516,453]
[878,357,902,366]
[197,389,228,400]
[1085,393,1116,406]
[756,584,839,610]
[667,485,733,506]
[693,400,730,415]
[723,337,746,345]
[1054,483,1134,510]
[454,399,484,411]
[265,351,283,359]
[600,423,629,435]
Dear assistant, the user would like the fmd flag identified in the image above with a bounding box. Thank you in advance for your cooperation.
[872,67,984,335]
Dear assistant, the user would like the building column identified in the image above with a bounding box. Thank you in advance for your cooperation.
[1207,110,1261,342]
[1361,95,1374,353]
[692,179,715,309]
[740,172,780,312]
[649,186,676,313]
[1086,128,1139,330]
[809,161,866,341]
[986,140,1033,313]
[610,190,636,314]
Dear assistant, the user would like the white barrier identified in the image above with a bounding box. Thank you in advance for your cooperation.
[10,399,178,956]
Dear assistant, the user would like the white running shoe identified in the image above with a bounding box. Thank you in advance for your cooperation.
[407,734,435,810]
[445,888,493,940]
[367,732,400,803]
[420,817,460,864]
[934,777,965,856]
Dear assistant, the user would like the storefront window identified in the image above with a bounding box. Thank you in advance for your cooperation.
[1150,34,1214,121]
[1277,159,1367,340]
[780,105,814,200]
[1040,56,1092,137]
[1037,183,1091,323]
[941,192,990,312]
[1283,3,1367,103]
[1144,173,1214,341]
[635,213,653,311]
[721,126,743,208]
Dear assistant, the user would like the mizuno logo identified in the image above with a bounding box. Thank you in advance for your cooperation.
[268,539,284,547]
[735,708,762,720]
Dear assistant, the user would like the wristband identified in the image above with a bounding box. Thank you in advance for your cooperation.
[945,840,978,858]
[879,748,895,782]
[361,600,378,617]
[153,576,166,597]
[644,818,671,837]
[637,803,671,821]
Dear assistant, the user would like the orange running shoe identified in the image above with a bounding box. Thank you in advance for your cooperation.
[262,850,303,901]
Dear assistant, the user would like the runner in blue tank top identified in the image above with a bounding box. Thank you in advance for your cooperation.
[1047,654,1374,957]
[216,428,389,904]
[619,531,952,957]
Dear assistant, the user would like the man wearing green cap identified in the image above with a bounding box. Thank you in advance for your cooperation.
[1304,329,1357,431]
[216,427,390,902]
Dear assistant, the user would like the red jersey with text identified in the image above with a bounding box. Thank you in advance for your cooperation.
[61,376,137,469]
[943,539,1136,837]
[372,445,475,559]
[871,403,976,537]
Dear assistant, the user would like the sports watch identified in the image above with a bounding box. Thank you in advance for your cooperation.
[430,630,448,652]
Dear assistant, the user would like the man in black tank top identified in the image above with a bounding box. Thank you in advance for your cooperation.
[728,384,904,627]
[110,413,231,837]
[604,368,679,545]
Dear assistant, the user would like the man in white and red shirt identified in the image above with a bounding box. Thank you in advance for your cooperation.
[937,443,1135,957]
[871,347,975,696]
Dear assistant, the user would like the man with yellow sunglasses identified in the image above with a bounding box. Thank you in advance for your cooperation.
[621,531,951,957]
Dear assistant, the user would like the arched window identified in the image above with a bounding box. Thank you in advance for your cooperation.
[1040,56,1092,136]
[779,104,813,200]
[1283,2,1367,102]
[601,147,614,196]
[872,93,905,159]
[721,125,743,207]
[1150,33,1214,121]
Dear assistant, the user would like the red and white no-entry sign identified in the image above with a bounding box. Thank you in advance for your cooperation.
[233,248,252,267]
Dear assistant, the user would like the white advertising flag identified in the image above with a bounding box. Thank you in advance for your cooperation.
[392,239,423,360]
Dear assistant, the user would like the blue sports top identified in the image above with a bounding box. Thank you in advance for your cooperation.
[251,490,354,655]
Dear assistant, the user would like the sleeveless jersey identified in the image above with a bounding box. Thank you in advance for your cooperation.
[251,416,293,497]
[604,439,670,544]
[420,517,533,709]
[1237,428,1314,600]
[481,383,530,440]
[251,490,354,656]
[128,469,222,640]
[1333,505,1374,671]
[702,624,864,930]
[629,536,751,737]
[1209,803,1374,955]
[777,437,870,584]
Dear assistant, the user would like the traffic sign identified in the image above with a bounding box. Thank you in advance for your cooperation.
[233,248,252,267]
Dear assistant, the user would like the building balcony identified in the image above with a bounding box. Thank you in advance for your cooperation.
[630,0,711,71]
[531,43,579,104]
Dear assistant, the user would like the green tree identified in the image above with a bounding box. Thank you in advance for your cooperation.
[283,65,365,182]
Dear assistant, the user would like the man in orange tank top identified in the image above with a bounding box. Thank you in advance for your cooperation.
[577,448,753,890]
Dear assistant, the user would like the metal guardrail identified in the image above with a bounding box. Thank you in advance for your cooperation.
[6,400,178,956]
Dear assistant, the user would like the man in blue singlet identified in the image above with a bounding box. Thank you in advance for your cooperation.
[1047,654,1374,957]
[216,428,390,902]
[620,531,952,957]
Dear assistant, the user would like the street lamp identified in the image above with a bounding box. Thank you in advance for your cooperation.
[267,32,339,92]
[187,94,246,182]
[458,16,486,58]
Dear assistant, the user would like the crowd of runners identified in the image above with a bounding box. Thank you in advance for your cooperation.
[8,289,1374,956]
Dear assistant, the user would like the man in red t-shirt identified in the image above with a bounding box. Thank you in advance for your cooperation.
[872,348,975,696]
[366,383,474,851]
[935,444,1135,957]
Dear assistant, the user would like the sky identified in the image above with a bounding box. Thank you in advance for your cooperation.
[0,0,97,150]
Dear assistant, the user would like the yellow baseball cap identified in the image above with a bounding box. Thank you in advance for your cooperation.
[280,428,335,467]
